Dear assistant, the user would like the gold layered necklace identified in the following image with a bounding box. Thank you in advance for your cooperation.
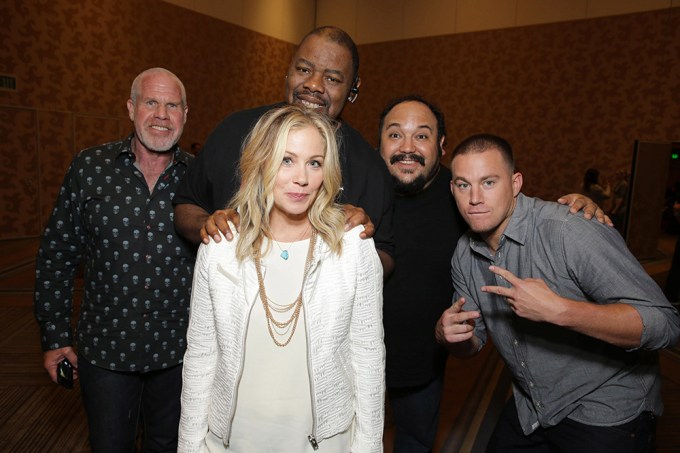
[254,229,317,347]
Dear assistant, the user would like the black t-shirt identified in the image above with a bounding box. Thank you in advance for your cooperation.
[174,103,395,256]
[383,166,466,387]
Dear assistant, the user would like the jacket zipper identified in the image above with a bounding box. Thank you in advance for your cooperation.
[306,320,319,449]
[305,257,320,450]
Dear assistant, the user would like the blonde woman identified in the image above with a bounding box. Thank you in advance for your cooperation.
[178,105,385,452]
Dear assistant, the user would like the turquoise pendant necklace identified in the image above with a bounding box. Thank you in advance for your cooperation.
[271,225,310,260]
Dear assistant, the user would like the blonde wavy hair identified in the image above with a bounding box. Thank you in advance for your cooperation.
[230,105,345,261]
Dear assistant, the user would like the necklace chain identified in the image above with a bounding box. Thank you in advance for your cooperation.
[271,225,310,260]
[255,229,316,347]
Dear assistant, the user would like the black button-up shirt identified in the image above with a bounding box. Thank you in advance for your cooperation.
[35,134,196,373]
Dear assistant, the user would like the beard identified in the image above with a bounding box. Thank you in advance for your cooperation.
[390,154,439,195]
[393,173,430,195]
[135,127,180,153]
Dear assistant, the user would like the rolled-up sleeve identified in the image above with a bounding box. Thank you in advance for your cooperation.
[561,217,680,350]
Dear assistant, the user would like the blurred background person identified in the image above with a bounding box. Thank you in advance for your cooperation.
[610,168,630,235]
[583,167,611,211]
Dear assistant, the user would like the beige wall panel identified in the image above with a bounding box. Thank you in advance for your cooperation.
[243,1,285,39]
[357,0,405,44]
[403,0,457,39]
[280,0,316,44]
[38,111,74,229]
[159,0,677,43]
[516,0,587,26]
[587,0,670,18]
[193,0,244,26]
[315,0,359,39]
[456,0,517,33]
[0,108,40,238]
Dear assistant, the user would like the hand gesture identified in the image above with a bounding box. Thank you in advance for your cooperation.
[482,265,565,323]
[435,297,480,345]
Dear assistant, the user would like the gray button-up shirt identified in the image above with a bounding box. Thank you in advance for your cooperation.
[452,193,680,434]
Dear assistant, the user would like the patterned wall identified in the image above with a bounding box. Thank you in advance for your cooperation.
[1,2,678,239]
[345,8,680,202]
[0,0,294,239]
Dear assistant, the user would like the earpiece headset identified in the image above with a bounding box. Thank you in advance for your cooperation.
[347,77,360,104]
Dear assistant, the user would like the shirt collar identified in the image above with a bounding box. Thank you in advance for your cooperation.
[117,133,192,166]
[501,192,529,247]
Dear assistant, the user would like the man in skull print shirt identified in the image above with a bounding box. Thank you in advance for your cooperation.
[34,68,195,451]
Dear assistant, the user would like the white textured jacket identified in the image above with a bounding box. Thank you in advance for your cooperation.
[178,226,385,452]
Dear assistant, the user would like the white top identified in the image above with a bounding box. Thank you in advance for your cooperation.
[224,238,350,452]
[179,225,384,453]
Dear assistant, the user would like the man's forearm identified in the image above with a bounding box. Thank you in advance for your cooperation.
[174,203,210,245]
[555,299,643,349]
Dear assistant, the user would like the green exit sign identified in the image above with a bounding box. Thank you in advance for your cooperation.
[672,153,679,160]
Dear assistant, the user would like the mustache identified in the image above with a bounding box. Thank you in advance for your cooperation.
[390,153,425,166]
[294,89,325,102]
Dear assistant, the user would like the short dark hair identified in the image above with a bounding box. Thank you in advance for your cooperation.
[377,94,446,154]
[302,26,360,84]
[452,134,515,171]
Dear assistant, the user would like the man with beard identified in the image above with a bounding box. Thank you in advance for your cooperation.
[34,68,195,451]
[378,95,609,452]
[173,26,395,274]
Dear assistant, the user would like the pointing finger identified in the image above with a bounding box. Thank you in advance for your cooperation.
[481,285,512,298]
[488,265,520,285]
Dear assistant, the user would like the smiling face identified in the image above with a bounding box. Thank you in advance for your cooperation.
[127,70,187,153]
[285,34,355,120]
[379,101,444,194]
[271,125,326,226]
[451,148,522,251]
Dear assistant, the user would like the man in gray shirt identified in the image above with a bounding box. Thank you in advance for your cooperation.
[436,133,680,452]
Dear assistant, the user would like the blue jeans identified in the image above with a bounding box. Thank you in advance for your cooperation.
[486,397,656,453]
[388,375,445,453]
[78,360,183,453]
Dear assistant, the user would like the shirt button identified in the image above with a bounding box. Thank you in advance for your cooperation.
[521,361,526,368]
[144,284,150,290]
[529,381,535,388]
[514,339,519,346]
